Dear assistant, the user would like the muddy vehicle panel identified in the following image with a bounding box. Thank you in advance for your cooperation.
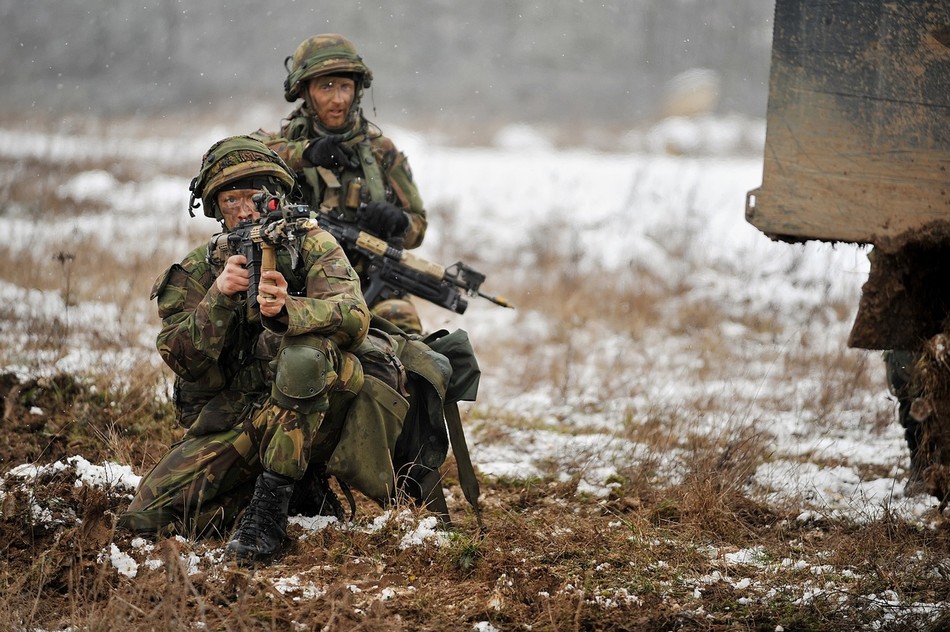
[746,0,950,248]
[748,0,950,351]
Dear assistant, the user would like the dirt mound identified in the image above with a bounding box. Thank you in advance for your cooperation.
[0,372,91,467]
[0,371,177,472]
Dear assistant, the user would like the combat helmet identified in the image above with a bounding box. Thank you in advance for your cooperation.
[188,135,296,221]
[283,33,373,102]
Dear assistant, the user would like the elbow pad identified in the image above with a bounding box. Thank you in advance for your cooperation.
[339,301,370,344]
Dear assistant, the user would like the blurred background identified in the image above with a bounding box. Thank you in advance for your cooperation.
[0,0,774,143]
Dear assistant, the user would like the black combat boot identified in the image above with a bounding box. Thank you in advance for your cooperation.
[289,461,345,521]
[226,470,295,564]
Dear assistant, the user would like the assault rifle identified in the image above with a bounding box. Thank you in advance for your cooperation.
[255,192,513,315]
[206,194,316,318]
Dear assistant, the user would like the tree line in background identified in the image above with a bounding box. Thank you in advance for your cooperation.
[1,0,774,127]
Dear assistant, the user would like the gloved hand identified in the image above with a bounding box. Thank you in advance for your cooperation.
[359,201,410,239]
[303,134,357,170]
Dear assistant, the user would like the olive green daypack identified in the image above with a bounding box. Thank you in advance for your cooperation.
[326,317,483,527]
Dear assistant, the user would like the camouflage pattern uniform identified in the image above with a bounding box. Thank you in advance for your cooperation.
[119,137,369,540]
[253,33,427,334]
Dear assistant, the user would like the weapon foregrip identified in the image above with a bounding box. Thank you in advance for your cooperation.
[259,244,277,302]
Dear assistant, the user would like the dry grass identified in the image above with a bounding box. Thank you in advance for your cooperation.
[1,347,948,630]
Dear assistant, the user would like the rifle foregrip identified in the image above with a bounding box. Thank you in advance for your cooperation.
[259,244,277,301]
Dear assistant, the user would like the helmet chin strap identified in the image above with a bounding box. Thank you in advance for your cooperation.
[188,177,201,217]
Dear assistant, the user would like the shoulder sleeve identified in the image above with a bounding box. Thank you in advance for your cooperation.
[252,128,309,171]
[274,229,369,350]
[154,245,243,380]
[377,135,427,249]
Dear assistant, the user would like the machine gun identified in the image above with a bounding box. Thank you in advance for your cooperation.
[206,193,317,318]
[254,192,513,315]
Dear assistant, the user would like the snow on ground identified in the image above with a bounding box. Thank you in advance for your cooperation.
[392,125,932,525]
[0,115,937,531]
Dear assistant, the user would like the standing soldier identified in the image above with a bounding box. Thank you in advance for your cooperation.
[119,135,370,564]
[254,33,428,334]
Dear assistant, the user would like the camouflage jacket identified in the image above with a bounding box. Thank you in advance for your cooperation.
[252,108,427,254]
[151,227,369,428]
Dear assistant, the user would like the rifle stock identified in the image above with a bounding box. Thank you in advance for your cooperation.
[328,206,511,314]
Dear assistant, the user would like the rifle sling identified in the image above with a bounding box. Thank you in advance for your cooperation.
[314,166,341,211]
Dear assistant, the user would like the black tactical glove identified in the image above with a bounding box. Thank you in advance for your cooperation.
[303,134,357,170]
[359,201,410,240]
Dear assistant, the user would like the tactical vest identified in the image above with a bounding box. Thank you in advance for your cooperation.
[283,113,389,221]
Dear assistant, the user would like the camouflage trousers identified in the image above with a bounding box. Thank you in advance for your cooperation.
[119,339,363,538]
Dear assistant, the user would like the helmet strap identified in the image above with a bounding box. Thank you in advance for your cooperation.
[188,176,201,217]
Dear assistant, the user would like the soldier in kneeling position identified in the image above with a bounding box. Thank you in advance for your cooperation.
[119,135,369,564]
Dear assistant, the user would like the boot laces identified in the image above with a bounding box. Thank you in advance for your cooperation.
[235,482,285,545]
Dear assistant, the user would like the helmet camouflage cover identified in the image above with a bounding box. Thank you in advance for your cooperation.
[284,33,373,102]
[189,135,296,220]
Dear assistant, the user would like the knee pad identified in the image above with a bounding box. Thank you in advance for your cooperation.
[271,341,333,414]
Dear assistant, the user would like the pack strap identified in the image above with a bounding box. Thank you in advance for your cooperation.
[337,478,357,522]
[314,166,341,211]
[443,401,484,530]
[418,468,451,525]
[355,141,387,202]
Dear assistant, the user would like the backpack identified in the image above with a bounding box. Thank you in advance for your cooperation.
[326,316,483,527]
